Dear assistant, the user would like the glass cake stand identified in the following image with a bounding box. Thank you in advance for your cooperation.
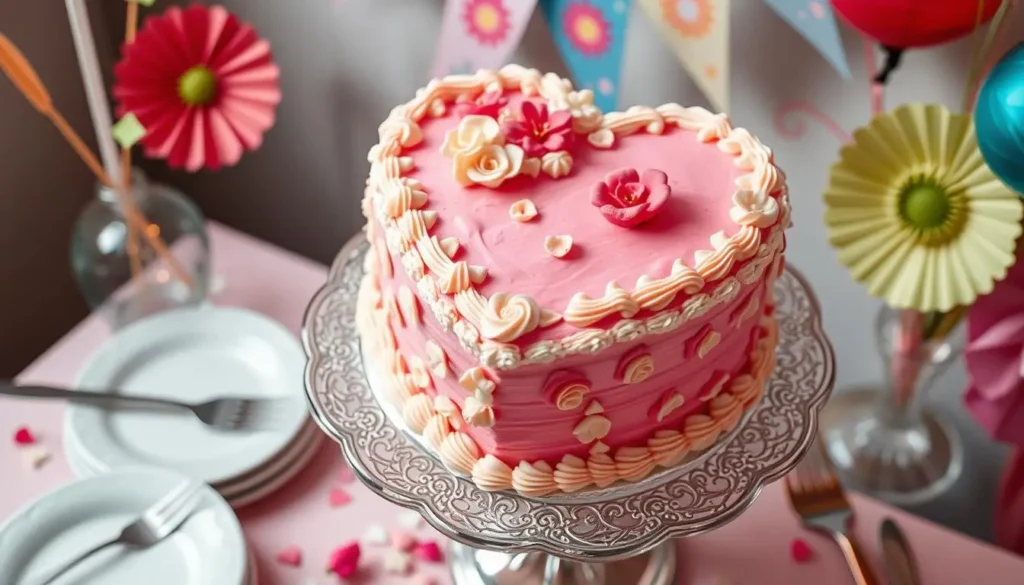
[302,235,835,585]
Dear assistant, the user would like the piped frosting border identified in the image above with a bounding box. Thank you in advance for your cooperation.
[357,262,779,496]
[362,65,790,372]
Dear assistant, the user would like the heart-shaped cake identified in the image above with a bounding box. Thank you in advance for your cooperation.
[358,65,789,496]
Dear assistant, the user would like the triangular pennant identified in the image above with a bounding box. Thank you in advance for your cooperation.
[637,0,730,112]
[432,0,540,78]
[541,0,633,111]
[764,0,850,79]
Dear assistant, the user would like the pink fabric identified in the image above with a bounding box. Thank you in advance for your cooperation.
[3,223,1024,583]
[965,244,1024,445]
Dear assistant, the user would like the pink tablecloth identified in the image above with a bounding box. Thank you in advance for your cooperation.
[2,222,1023,585]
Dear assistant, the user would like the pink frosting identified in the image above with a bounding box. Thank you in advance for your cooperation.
[405,93,742,341]
[378,240,768,463]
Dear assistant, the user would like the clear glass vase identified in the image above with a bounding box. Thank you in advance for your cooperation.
[820,306,966,505]
[70,170,210,329]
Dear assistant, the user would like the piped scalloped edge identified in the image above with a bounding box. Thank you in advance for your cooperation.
[356,270,778,497]
[363,64,791,371]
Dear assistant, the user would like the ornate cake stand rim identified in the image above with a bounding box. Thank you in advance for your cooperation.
[301,234,836,561]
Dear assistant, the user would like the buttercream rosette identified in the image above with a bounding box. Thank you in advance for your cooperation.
[823,103,1023,312]
[965,244,1024,446]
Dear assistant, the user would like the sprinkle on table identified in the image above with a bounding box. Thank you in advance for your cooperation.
[391,530,418,552]
[20,445,50,470]
[413,541,445,563]
[13,426,36,446]
[274,545,303,567]
[328,488,352,507]
[326,541,361,578]
[790,537,814,563]
[362,523,389,546]
[383,550,414,575]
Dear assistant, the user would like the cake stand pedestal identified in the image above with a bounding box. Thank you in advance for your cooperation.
[302,235,835,585]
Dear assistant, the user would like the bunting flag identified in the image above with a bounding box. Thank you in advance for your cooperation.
[432,0,539,78]
[541,0,633,112]
[638,0,730,111]
[763,0,850,79]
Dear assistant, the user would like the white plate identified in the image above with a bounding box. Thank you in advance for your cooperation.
[0,468,246,585]
[66,306,309,485]
[225,429,325,509]
[218,420,321,498]
[65,420,325,509]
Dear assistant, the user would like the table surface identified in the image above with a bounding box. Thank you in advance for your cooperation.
[2,222,1023,585]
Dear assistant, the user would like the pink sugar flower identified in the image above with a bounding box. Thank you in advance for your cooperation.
[591,168,671,228]
[501,100,574,157]
[453,90,509,119]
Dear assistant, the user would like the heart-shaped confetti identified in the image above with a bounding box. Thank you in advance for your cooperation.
[275,546,303,567]
[397,510,423,529]
[413,541,444,563]
[13,427,36,446]
[329,488,352,507]
[790,537,814,563]
[326,542,361,578]
[362,524,389,546]
[383,551,413,575]
[338,467,355,483]
[391,530,418,552]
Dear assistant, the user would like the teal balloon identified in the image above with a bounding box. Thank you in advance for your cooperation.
[976,42,1024,197]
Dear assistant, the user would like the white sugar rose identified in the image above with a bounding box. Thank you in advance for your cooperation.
[441,115,503,158]
[455,143,525,189]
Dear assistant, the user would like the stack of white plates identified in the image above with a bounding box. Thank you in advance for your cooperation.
[0,468,253,585]
[64,307,322,508]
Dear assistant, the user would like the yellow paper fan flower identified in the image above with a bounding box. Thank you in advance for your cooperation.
[824,103,1024,313]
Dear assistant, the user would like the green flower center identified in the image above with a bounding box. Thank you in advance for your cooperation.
[896,175,966,246]
[901,185,949,229]
[177,66,217,106]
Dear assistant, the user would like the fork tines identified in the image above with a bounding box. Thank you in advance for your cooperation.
[219,397,291,432]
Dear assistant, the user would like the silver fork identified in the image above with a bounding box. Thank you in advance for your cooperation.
[785,438,880,585]
[33,481,204,585]
[1,381,287,432]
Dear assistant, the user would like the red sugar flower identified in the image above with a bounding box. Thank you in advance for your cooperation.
[591,168,671,227]
[501,100,573,158]
[113,4,281,171]
[453,90,508,119]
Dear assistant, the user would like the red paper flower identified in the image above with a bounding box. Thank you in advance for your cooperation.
[591,168,671,227]
[113,4,281,172]
[453,89,509,119]
[501,100,573,157]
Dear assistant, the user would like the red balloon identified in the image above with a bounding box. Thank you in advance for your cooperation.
[832,0,1003,48]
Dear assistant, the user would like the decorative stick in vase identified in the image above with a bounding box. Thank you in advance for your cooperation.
[121,0,142,277]
[0,33,192,289]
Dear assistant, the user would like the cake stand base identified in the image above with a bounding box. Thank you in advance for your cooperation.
[449,542,676,585]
